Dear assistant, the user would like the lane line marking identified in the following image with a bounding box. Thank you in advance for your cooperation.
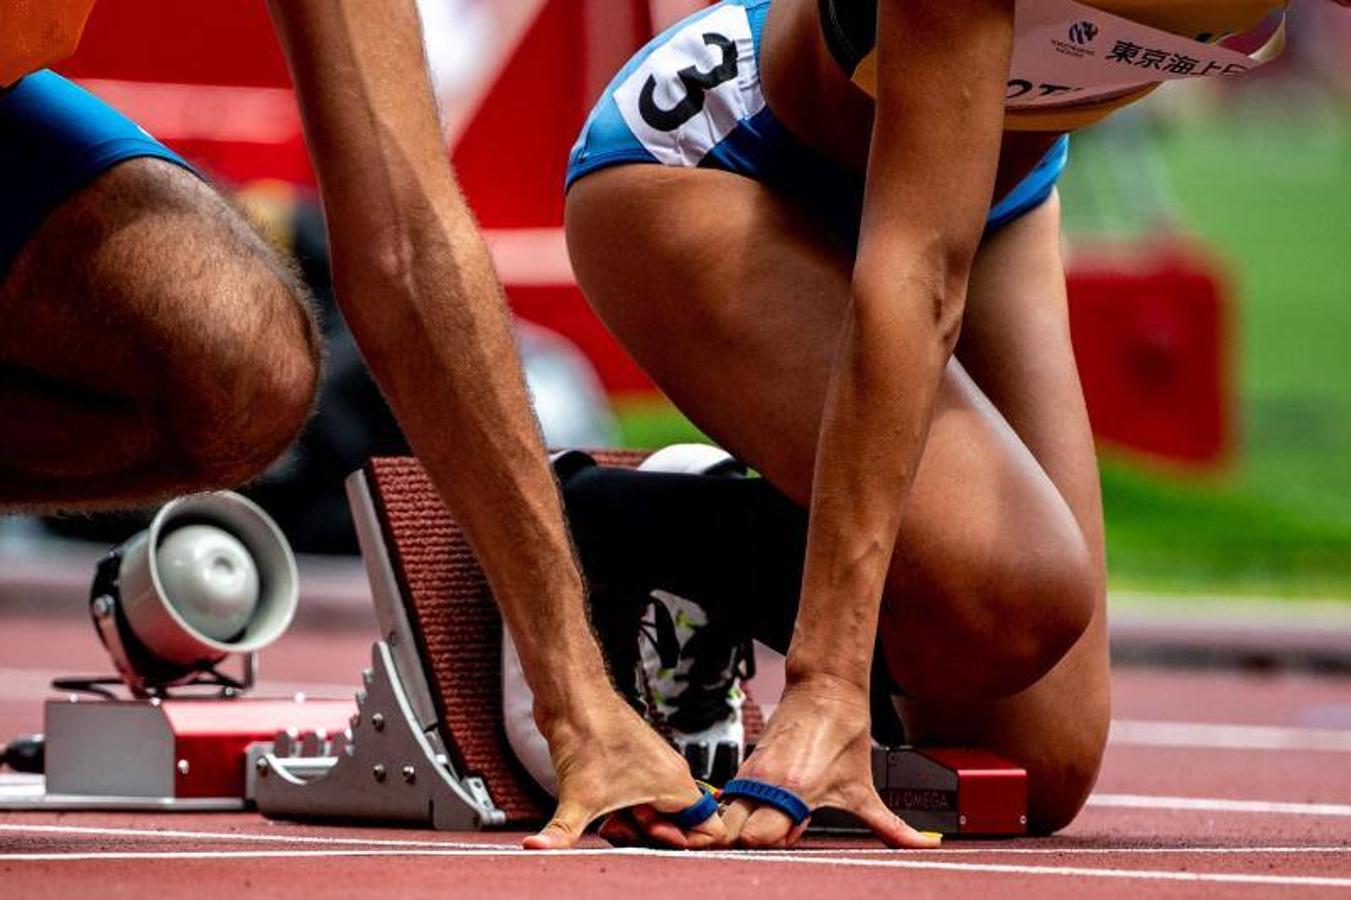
[820,846,1351,855]
[718,852,1351,887]
[0,823,490,849]
[7,790,1347,826]
[1,824,1347,856]
[0,846,1349,887]
[1088,794,1351,817]
[1111,720,1351,752]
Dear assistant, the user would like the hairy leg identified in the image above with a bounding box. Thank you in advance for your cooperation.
[565,167,1105,830]
[0,158,320,510]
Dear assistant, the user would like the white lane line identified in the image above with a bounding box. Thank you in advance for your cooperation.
[1088,794,1351,817]
[0,823,490,849]
[727,853,1351,888]
[9,792,1341,824]
[822,846,1351,855]
[1,823,1347,857]
[0,846,1349,888]
[0,850,559,861]
[1111,720,1351,752]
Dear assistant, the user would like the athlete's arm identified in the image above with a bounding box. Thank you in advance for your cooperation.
[788,0,1013,692]
[265,0,720,849]
[726,0,1014,849]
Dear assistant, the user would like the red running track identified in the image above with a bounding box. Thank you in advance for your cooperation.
[2,603,1350,897]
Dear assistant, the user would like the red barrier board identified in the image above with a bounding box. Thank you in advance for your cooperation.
[1067,241,1232,465]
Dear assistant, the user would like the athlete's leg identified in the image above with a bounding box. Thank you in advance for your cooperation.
[900,192,1109,833]
[567,167,1092,704]
[567,167,1102,829]
[0,158,320,510]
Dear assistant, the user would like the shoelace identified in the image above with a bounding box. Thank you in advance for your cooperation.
[637,597,682,671]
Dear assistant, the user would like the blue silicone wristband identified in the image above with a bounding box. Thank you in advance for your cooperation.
[669,787,719,829]
[720,778,812,826]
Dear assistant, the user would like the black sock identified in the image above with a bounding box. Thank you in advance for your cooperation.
[561,466,807,652]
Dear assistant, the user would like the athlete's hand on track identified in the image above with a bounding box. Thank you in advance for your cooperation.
[523,692,727,850]
[721,675,941,850]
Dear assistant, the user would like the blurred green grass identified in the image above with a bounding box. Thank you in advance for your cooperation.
[1090,106,1351,597]
[614,104,1351,598]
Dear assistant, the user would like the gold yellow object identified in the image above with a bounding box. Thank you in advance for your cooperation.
[1,0,98,88]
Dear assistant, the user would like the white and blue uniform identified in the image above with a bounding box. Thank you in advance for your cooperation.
[566,0,1069,246]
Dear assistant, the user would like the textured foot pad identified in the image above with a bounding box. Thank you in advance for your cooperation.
[362,452,763,828]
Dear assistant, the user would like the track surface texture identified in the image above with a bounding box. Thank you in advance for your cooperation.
[2,568,1350,897]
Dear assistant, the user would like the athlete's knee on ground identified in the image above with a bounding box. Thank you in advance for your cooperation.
[1024,705,1109,834]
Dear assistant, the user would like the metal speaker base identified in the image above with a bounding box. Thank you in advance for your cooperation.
[0,774,245,811]
[0,694,352,812]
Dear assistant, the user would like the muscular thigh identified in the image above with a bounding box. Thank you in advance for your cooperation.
[567,166,1044,494]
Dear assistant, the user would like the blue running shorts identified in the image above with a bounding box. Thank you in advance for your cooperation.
[0,70,196,274]
[566,0,1068,247]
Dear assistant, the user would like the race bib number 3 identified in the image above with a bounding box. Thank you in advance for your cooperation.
[615,4,763,168]
[1008,0,1283,109]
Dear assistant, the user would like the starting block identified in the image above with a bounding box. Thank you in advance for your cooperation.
[250,454,622,827]
[253,452,678,827]
[871,747,1027,835]
[250,453,1028,836]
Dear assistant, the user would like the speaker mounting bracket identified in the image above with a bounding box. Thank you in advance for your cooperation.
[87,546,260,700]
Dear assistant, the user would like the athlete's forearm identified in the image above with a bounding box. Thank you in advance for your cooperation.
[266,0,610,712]
[786,273,954,690]
[785,0,1013,691]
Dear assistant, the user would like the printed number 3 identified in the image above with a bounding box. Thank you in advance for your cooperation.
[639,32,739,131]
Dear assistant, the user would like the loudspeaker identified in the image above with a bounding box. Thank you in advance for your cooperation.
[90,492,299,695]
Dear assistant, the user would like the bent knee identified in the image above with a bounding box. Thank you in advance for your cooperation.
[156,251,320,487]
[993,534,1097,691]
[1025,715,1109,834]
[172,286,320,486]
[4,157,320,489]
[888,524,1096,700]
